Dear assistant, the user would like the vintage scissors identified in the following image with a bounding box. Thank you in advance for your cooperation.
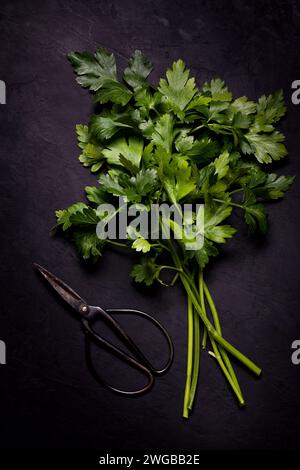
[34,263,173,396]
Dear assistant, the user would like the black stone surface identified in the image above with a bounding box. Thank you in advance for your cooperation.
[0,0,300,450]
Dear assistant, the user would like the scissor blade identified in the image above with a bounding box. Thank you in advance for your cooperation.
[34,263,88,315]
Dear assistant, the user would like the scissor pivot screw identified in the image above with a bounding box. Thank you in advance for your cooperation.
[81,305,88,313]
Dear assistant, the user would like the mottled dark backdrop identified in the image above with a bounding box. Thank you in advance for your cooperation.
[0,0,300,451]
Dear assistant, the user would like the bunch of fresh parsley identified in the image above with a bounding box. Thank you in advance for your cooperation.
[55,47,294,418]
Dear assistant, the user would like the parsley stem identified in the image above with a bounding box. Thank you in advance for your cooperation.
[209,341,245,405]
[199,273,207,350]
[151,243,166,248]
[163,228,260,402]
[198,271,242,403]
[199,291,258,372]
[184,275,261,375]
[151,106,160,117]
[168,245,261,376]
[191,124,205,132]
[183,295,194,418]
[203,278,243,401]
[202,327,208,350]
[160,265,182,272]
[156,241,172,252]
[188,302,201,410]
[106,240,130,248]
[170,271,180,286]
[228,188,244,196]
[156,265,182,286]
[213,198,244,210]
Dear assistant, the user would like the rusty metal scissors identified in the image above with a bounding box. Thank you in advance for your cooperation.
[34,263,173,396]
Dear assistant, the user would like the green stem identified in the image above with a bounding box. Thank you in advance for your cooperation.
[199,271,244,405]
[162,226,260,399]
[203,279,243,400]
[202,278,220,331]
[192,124,205,132]
[157,266,183,287]
[213,198,244,210]
[106,240,130,248]
[209,341,244,405]
[228,188,244,196]
[188,306,201,410]
[159,265,182,272]
[166,240,261,376]
[202,326,208,350]
[150,242,168,249]
[184,275,261,375]
[199,274,208,350]
[183,296,194,418]
[170,271,180,286]
[157,241,172,252]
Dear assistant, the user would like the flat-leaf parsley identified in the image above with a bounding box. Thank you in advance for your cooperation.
[54,47,294,418]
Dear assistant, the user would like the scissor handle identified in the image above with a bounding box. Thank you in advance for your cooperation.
[105,308,174,375]
[81,306,173,396]
[83,311,154,396]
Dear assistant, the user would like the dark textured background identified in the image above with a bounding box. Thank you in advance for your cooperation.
[0,0,300,451]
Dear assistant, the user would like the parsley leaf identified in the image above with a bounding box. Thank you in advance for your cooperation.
[175,132,194,153]
[90,110,134,140]
[188,238,219,270]
[253,173,295,200]
[131,257,161,286]
[158,60,196,117]
[73,230,104,260]
[244,203,268,233]
[95,80,132,106]
[243,131,288,164]
[204,202,236,243]
[76,124,104,172]
[253,90,287,132]
[202,78,232,102]
[214,150,230,180]
[124,50,153,90]
[151,113,175,153]
[164,157,196,203]
[99,168,158,203]
[68,48,117,91]
[85,186,107,205]
[55,202,89,231]
[132,238,151,253]
[243,190,268,233]
[186,136,220,164]
[230,96,256,115]
[102,136,144,169]
[70,207,99,226]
